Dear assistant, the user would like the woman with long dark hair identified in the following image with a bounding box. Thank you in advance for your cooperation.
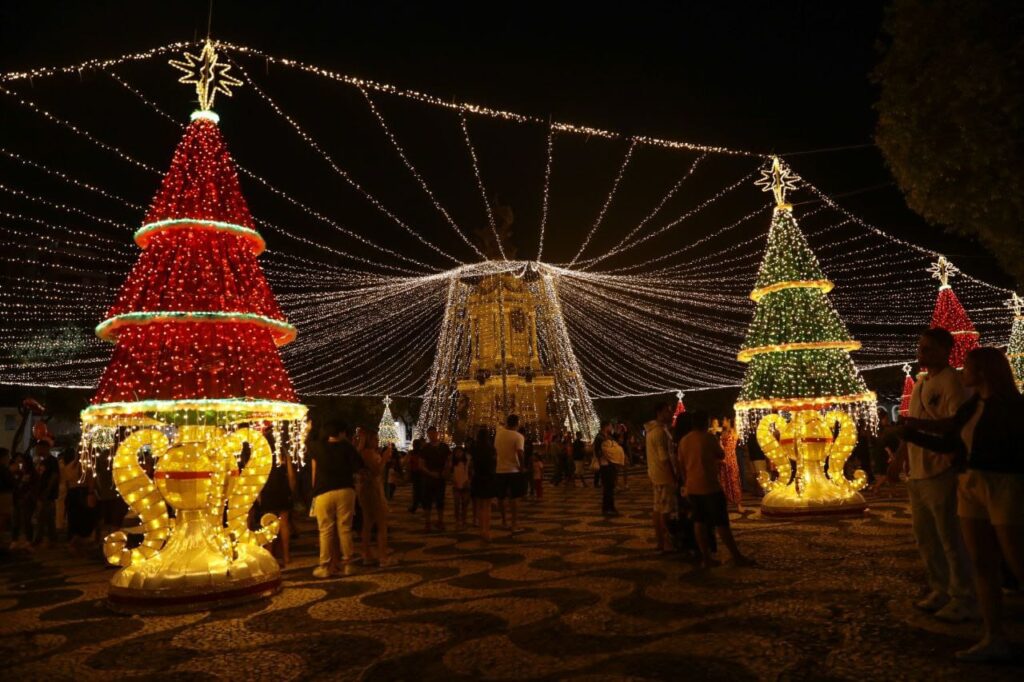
[470,428,497,543]
[904,347,1024,662]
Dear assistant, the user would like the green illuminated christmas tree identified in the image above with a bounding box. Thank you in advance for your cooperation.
[735,157,875,433]
[1006,294,1024,390]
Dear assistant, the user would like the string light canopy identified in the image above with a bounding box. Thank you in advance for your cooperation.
[0,41,1015,407]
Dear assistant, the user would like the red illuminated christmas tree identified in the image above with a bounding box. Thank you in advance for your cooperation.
[671,390,686,428]
[927,256,979,370]
[88,42,300,422]
[898,363,914,417]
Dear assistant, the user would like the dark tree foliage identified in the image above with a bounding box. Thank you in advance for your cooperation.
[874,0,1024,285]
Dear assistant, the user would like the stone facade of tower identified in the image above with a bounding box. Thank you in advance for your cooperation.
[454,273,555,439]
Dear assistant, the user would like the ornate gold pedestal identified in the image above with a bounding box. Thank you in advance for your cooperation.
[103,425,283,613]
[755,410,867,518]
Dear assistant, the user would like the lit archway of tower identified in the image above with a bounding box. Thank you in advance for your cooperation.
[414,262,599,442]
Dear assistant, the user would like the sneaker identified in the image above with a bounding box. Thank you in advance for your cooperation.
[934,598,979,623]
[312,566,335,579]
[955,638,1013,663]
[914,591,949,613]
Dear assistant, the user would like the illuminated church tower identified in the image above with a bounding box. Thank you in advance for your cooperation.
[416,208,598,441]
[454,271,555,437]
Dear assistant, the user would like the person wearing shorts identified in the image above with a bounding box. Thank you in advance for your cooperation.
[420,426,450,532]
[494,414,526,532]
[903,347,1024,662]
[677,410,751,569]
[645,402,677,552]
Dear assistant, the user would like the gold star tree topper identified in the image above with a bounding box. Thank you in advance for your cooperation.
[755,156,799,209]
[927,255,958,290]
[169,40,242,112]
[1005,292,1024,318]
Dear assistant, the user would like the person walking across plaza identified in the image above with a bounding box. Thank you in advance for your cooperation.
[311,420,363,578]
[451,445,471,529]
[646,401,677,553]
[33,440,59,549]
[594,421,620,516]
[420,426,451,532]
[494,414,527,533]
[894,328,977,622]
[677,411,752,568]
[406,439,424,514]
[531,452,545,501]
[903,347,1024,662]
[572,431,587,488]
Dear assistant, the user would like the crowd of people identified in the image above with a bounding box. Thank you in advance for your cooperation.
[0,439,114,555]
[1,327,1022,664]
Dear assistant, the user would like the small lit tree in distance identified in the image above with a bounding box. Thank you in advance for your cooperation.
[898,363,915,418]
[378,395,401,447]
[671,390,686,428]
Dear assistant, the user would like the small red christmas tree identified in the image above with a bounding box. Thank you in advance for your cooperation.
[898,363,914,417]
[671,390,686,428]
[927,257,979,370]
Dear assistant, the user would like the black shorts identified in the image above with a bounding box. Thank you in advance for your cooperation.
[421,478,446,511]
[495,472,527,500]
[687,491,730,527]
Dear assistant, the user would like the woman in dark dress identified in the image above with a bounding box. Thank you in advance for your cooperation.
[470,428,497,543]
[62,448,95,551]
[259,456,296,566]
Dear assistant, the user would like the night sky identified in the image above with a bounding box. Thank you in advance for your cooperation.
[1,1,997,270]
[0,1,1005,415]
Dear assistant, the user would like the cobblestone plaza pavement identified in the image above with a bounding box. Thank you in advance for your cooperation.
[2,473,1021,680]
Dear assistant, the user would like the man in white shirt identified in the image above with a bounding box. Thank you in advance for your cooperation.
[645,401,677,552]
[902,327,976,621]
[494,414,526,533]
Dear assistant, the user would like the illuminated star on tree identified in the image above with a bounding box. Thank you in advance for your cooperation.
[169,40,242,111]
[1005,292,1024,318]
[902,362,912,376]
[927,255,958,289]
[754,155,799,207]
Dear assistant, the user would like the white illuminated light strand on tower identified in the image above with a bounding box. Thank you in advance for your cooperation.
[459,113,505,260]
[109,68,445,275]
[569,139,637,267]
[227,58,466,266]
[580,152,705,271]
[361,89,487,261]
[536,121,554,261]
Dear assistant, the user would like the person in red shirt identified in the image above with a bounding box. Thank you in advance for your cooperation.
[677,410,752,569]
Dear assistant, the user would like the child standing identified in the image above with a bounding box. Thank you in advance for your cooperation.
[532,455,545,501]
[451,447,470,530]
